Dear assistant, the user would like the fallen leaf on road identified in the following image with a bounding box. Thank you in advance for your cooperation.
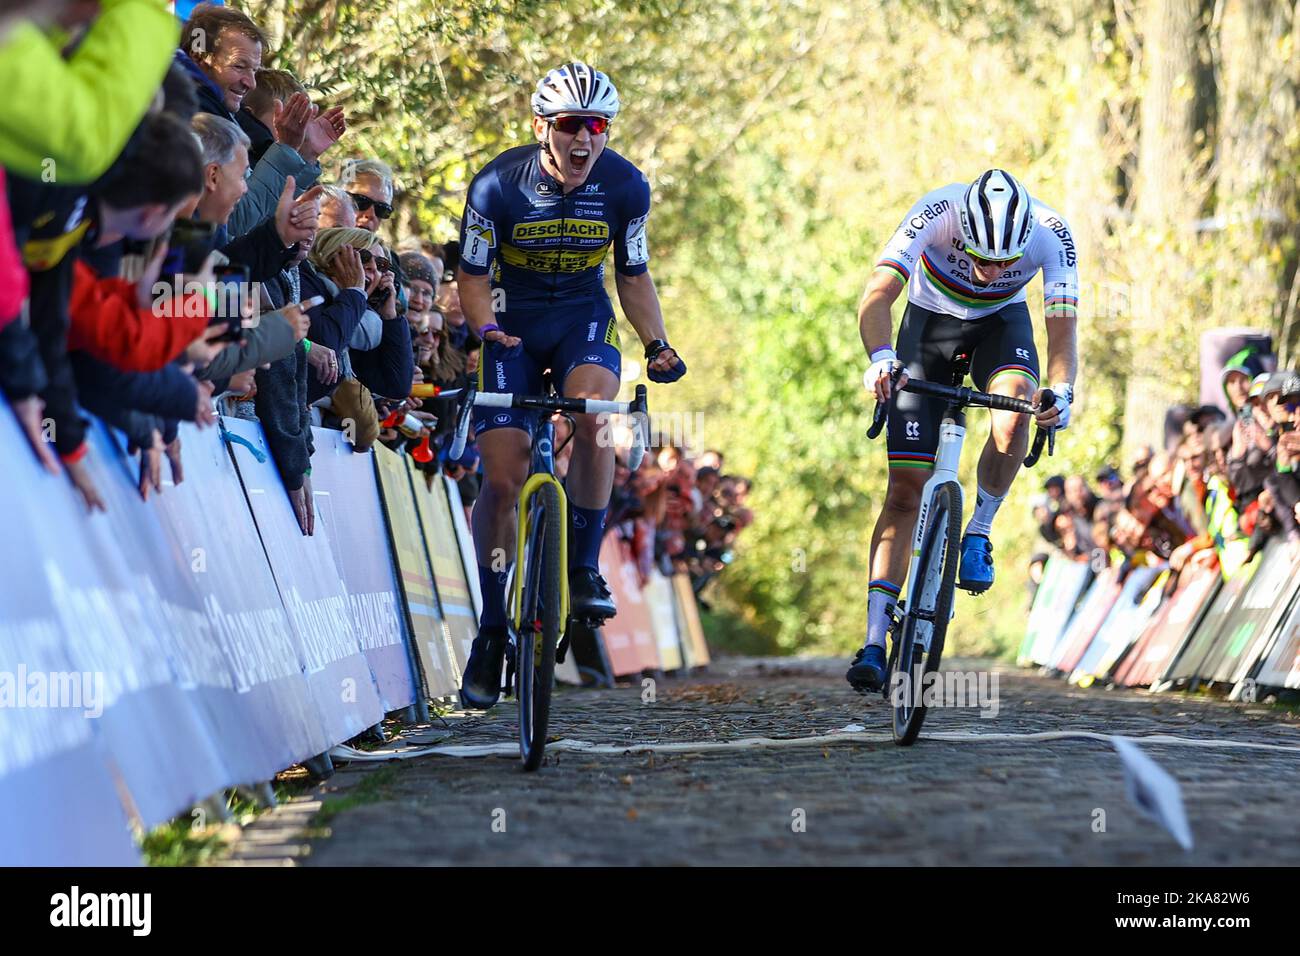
[626,808,639,821]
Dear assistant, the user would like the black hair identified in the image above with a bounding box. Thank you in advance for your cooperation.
[160,62,200,120]
[94,113,203,210]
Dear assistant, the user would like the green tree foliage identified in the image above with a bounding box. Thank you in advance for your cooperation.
[243,0,1300,657]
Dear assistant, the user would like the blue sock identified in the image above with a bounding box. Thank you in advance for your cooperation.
[569,503,607,572]
[478,563,511,630]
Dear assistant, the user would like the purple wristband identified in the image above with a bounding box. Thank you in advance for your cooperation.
[478,323,501,338]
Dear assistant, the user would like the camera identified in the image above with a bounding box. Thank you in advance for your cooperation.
[161,219,217,276]
[207,264,250,343]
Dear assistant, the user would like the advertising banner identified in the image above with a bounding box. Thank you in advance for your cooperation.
[1112,566,1219,688]
[1162,550,1263,683]
[1254,590,1300,689]
[1203,539,1300,685]
[151,422,329,783]
[672,573,711,668]
[445,476,482,619]
[1069,565,1165,685]
[645,570,684,672]
[1023,557,1094,666]
[308,428,417,713]
[598,535,659,675]
[411,472,476,672]
[372,446,457,698]
[0,406,151,863]
[223,418,383,744]
[1046,566,1121,673]
[74,423,237,828]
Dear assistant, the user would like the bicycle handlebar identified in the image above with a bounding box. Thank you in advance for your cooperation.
[446,384,650,470]
[866,366,1056,468]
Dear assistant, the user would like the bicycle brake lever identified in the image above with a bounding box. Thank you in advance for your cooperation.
[866,363,903,440]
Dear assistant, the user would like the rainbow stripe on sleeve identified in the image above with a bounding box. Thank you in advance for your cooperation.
[1044,294,1078,316]
[875,258,911,283]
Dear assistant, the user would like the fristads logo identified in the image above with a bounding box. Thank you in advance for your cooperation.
[512,219,610,241]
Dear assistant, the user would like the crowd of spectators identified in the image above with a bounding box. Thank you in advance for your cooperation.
[0,2,754,592]
[1027,344,1300,603]
[0,2,504,532]
[606,446,754,604]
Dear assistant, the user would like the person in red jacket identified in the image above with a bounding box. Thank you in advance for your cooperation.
[66,243,227,372]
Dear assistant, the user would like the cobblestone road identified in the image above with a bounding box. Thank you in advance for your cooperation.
[225,658,1300,866]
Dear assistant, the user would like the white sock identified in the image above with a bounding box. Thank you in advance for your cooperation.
[965,485,1005,538]
[865,580,901,650]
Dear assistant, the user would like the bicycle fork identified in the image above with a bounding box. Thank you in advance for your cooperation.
[901,413,966,651]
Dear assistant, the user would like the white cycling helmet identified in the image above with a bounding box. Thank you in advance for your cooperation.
[958,169,1035,261]
[531,62,620,119]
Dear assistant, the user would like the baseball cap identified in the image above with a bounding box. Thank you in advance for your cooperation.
[1279,371,1300,398]
[1260,371,1294,399]
[1248,372,1272,401]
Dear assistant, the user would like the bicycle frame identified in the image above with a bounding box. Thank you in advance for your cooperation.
[508,416,570,629]
[907,407,966,578]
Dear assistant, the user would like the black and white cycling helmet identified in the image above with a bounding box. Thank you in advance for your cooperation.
[958,169,1035,261]
[531,62,620,119]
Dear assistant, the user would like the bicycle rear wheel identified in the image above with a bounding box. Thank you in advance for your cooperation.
[516,481,564,771]
[892,480,961,746]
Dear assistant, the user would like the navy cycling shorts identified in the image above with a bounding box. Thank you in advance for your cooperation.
[472,303,622,437]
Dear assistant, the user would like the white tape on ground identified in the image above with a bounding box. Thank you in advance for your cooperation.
[326,726,1300,762]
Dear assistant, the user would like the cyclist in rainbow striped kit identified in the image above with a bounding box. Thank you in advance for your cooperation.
[847,169,1080,692]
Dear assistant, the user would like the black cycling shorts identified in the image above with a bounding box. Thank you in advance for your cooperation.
[886,301,1040,470]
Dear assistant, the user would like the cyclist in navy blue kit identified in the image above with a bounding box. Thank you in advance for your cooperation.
[456,62,687,709]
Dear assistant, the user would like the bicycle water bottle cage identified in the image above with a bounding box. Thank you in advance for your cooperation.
[949,352,972,387]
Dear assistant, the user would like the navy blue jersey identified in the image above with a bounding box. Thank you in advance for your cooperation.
[457,144,650,311]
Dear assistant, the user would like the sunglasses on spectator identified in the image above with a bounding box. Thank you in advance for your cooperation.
[357,248,391,272]
[1284,398,1300,413]
[551,115,610,136]
[348,192,394,220]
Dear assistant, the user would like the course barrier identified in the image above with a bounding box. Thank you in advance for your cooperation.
[0,400,713,863]
[1023,541,1300,699]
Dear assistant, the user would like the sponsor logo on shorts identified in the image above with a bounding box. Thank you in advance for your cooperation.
[573,512,587,528]
[584,354,602,363]
[587,321,598,341]
[905,420,921,440]
[494,413,511,425]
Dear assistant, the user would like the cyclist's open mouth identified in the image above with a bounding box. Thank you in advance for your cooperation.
[570,148,590,172]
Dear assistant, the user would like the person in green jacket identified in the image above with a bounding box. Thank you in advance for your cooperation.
[0,0,178,184]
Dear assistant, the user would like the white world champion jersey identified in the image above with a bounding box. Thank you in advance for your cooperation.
[874,183,1079,321]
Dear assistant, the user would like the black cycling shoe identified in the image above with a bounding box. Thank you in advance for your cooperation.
[845,644,887,693]
[459,625,508,710]
[570,567,616,623]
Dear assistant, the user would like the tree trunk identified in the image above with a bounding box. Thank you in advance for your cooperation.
[1215,0,1297,345]
[1125,0,1211,458]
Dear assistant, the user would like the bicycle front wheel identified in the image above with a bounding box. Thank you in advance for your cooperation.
[516,481,564,771]
[892,480,961,746]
